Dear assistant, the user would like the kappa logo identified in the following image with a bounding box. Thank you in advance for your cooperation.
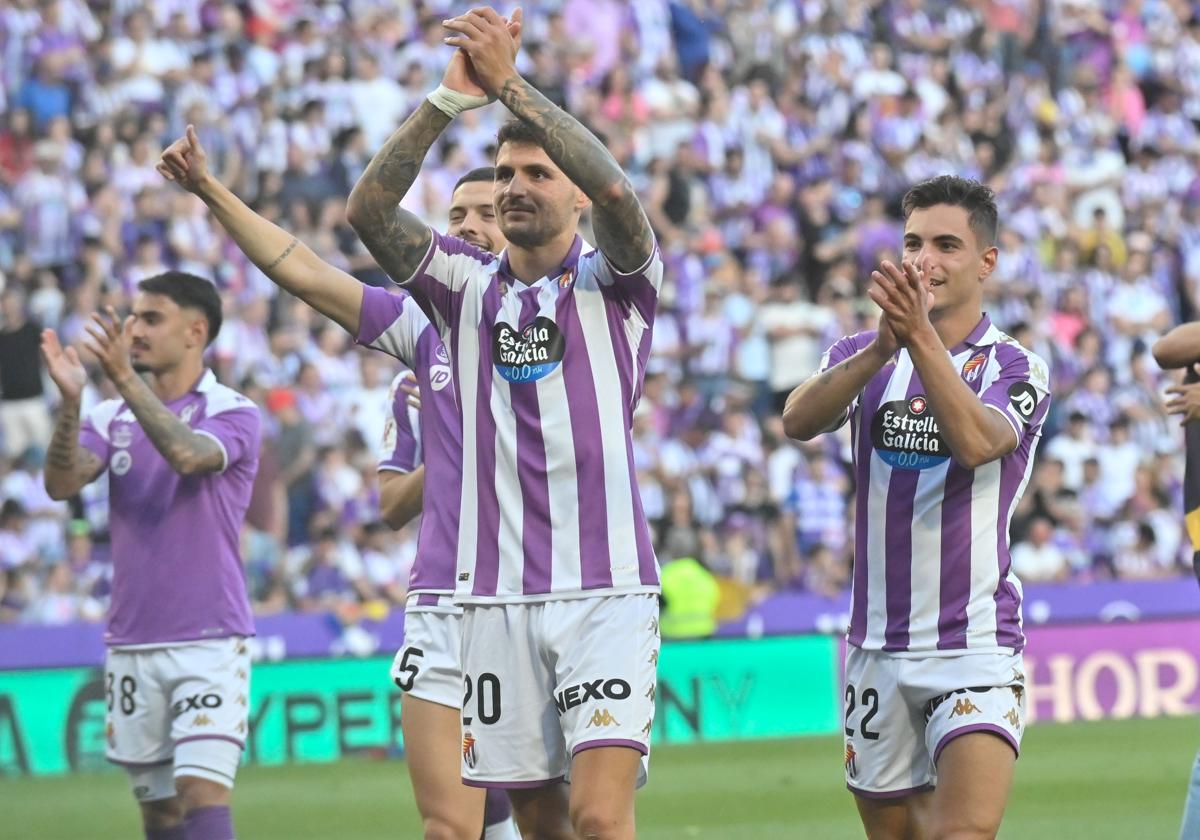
[492,316,565,383]
[110,450,133,476]
[962,352,988,383]
[950,698,982,717]
[641,718,653,737]
[235,694,247,707]
[649,650,659,666]
[192,714,214,727]
[1011,684,1025,705]
[844,743,858,778]
[648,616,660,637]
[180,404,198,424]
[586,709,620,728]
[1004,708,1022,729]
[462,730,478,769]
[645,684,656,702]
[236,668,248,680]
[236,720,247,734]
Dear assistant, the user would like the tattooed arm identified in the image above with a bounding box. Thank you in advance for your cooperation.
[44,399,104,500]
[444,8,654,272]
[159,126,363,334]
[111,371,227,476]
[345,101,448,284]
[782,326,898,441]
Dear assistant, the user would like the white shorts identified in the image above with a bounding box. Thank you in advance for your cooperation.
[105,638,251,798]
[843,647,1026,798]
[459,594,660,788]
[391,602,464,709]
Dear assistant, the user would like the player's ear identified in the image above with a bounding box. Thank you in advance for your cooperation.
[574,188,591,213]
[188,314,207,349]
[978,245,998,281]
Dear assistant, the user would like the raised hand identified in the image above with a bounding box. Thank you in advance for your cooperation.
[41,328,88,403]
[81,306,137,384]
[866,258,936,347]
[441,8,523,99]
[442,7,523,96]
[156,124,210,193]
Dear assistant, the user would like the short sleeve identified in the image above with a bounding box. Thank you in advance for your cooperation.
[79,399,122,468]
[593,244,664,329]
[356,285,424,369]
[195,402,262,474]
[377,373,421,474]
[400,231,495,335]
[815,332,875,432]
[979,342,1051,445]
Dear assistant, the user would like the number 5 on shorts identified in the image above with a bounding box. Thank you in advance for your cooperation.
[844,684,880,740]
[394,647,423,691]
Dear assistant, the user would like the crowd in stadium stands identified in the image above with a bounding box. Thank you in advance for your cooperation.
[0,0,1198,626]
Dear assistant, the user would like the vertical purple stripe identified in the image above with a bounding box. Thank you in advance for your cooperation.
[471,283,504,597]
[632,327,653,408]
[848,360,891,646]
[559,293,613,589]
[510,290,553,594]
[936,463,974,649]
[604,299,635,415]
[881,370,925,651]
[628,437,659,586]
[388,385,419,470]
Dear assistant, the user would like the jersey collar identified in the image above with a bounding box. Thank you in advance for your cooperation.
[496,234,584,289]
[948,313,1000,356]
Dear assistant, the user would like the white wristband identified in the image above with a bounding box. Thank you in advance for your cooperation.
[426,84,491,118]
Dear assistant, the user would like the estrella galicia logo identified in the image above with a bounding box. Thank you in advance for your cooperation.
[492,316,565,383]
[871,396,950,470]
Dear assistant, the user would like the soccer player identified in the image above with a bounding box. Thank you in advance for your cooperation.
[346,8,662,840]
[41,273,260,840]
[157,134,519,838]
[782,176,1050,839]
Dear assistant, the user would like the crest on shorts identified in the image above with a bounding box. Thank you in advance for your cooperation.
[106,721,116,748]
[844,743,858,778]
[462,730,477,769]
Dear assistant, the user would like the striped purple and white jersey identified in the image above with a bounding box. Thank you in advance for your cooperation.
[820,315,1051,655]
[398,232,663,603]
[358,285,460,610]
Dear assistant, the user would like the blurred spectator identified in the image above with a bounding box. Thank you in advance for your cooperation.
[0,286,50,459]
[1011,517,1071,583]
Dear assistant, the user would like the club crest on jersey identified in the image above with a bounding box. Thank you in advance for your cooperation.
[435,344,450,364]
[111,425,133,448]
[492,316,565,383]
[961,352,987,383]
[871,396,949,471]
[559,269,575,289]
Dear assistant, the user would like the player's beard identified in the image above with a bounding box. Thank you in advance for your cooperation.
[500,203,568,249]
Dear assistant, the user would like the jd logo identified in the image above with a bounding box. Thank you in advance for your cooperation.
[1008,382,1039,422]
[555,678,632,715]
[492,316,565,383]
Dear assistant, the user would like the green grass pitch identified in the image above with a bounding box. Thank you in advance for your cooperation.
[6,716,1195,838]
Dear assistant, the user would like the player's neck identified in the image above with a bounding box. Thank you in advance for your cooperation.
[146,358,206,403]
[506,230,578,286]
[929,305,984,350]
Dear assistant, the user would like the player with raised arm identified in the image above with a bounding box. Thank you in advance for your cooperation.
[346,7,662,840]
[157,123,521,838]
[42,273,260,840]
[783,176,1050,840]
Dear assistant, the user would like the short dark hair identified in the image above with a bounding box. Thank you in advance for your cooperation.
[495,119,543,155]
[137,272,223,345]
[453,166,495,194]
[901,175,999,248]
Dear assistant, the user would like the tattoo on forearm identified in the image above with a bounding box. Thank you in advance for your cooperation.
[116,374,222,473]
[266,238,299,270]
[348,101,449,281]
[497,77,655,270]
[46,405,101,490]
